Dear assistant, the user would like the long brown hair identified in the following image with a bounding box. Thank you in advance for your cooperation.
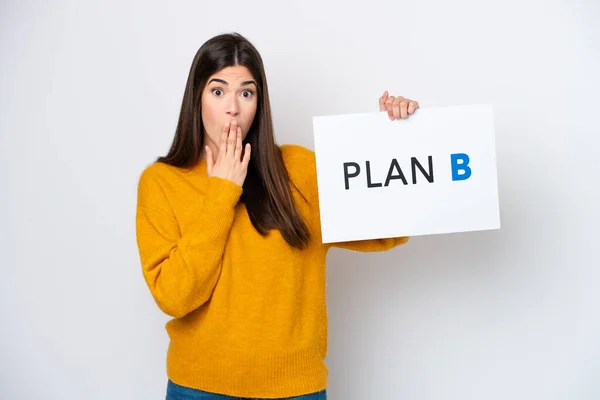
[157,32,310,250]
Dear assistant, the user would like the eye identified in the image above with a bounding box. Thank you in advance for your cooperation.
[211,88,223,96]
[242,90,254,99]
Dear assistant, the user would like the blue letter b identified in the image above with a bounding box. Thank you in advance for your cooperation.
[451,153,472,181]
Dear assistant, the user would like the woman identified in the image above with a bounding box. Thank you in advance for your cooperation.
[135,32,420,400]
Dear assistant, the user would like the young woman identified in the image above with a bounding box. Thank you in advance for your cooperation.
[135,32,420,400]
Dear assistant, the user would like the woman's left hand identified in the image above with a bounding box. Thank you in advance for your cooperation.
[379,91,419,120]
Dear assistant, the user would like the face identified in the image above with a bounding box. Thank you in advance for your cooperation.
[201,65,258,158]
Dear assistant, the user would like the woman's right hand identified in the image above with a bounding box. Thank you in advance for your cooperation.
[206,120,251,187]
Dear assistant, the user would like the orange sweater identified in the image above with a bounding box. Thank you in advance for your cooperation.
[135,144,409,398]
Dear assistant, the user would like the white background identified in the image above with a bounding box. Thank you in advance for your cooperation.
[1,1,598,399]
[313,105,500,242]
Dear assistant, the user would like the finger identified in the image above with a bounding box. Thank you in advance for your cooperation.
[408,101,419,114]
[386,96,395,119]
[227,121,237,157]
[220,122,230,159]
[205,146,213,175]
[241,143,251,169]
[235,126,242,161]
[400,99,409,119]
[392,97,402,119]
[379,91,389,111]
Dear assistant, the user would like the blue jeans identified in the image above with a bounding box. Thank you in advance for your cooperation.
[166,379,327,400]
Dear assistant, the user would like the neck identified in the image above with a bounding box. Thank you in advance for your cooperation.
[201,134,220,160]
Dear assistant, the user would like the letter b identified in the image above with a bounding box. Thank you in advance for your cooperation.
[451,153,472,181]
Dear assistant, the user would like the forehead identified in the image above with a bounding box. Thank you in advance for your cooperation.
[208,65,254,82]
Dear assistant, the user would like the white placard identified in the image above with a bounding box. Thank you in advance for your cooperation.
[312,104,500,243]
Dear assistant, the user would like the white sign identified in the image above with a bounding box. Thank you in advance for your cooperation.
[312,104,500,243]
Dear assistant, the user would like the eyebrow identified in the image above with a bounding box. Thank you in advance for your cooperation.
[208,78,257,87]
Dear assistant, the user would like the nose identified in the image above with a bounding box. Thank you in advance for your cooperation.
[226,96,240,117]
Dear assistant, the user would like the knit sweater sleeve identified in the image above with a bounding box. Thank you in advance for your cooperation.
[325,236,409,252]
[135,165,242,318]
